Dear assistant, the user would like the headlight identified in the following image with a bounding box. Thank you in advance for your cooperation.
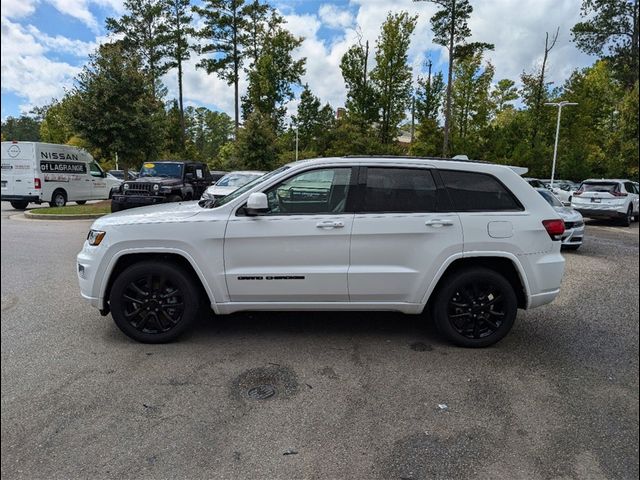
[153,184,160,191]
[123,183,130,190]
[87,230,106,246]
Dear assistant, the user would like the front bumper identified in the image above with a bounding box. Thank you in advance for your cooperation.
[77,245,103,309]
[111,194,166,210]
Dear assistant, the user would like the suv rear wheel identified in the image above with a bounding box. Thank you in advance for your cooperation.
[109,261,201,343]
[432,267,517,348]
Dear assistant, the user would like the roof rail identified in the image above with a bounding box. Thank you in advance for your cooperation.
[343,154,490,164]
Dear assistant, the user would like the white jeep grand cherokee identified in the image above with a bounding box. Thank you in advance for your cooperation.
[77,157,566,347]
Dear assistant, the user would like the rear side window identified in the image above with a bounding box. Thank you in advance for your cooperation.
[362,168,437,213]
[440,170,522,212]
[580,182,619,193]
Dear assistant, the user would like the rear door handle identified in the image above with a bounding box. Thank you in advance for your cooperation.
[316,220,344,229]
[425,219,454,227]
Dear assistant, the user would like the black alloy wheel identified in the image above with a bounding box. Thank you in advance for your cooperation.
[110,261,201,343]
[433,267,517,348]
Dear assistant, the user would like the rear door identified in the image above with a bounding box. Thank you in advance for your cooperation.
[1,142,37,198]
[348,166,463,303]
[224,166,356,302]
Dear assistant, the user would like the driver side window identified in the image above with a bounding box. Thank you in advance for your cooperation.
[89,161,103,177]
[264,168,352,215]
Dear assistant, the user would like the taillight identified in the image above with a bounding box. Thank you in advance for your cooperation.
[542,219,565,240]
[34,178,41,189]
[613,191,627,197]
[573,189,583,196]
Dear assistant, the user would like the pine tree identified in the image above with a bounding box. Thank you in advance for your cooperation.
[371,11,418,145]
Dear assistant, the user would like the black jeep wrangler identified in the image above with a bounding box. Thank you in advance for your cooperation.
[111,161,213,212]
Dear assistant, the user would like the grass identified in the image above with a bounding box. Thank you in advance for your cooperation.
[32,200,112,215]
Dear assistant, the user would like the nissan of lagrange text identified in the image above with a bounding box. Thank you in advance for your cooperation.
[77,156,566,347]
[1,141,121,209]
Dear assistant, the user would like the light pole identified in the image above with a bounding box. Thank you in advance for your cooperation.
[544,101,577,188]
[295,125,299,161]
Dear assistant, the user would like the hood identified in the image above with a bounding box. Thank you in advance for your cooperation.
[125,176,182,186]
[554,206,583,222]
[207,185,238,196]
[93,201,202,228]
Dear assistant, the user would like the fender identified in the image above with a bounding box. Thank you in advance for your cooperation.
[97,246,220,314]
[419,251,532,309]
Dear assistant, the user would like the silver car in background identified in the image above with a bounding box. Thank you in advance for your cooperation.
[201,170,266,201]
[537,188,585,250]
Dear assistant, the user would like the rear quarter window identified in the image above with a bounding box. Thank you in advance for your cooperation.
[440,170,523,212]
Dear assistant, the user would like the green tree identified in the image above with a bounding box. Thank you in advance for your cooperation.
[163,0,195,144]
[418,0,493,156]
[235,110,278,169]
[39,96,79,144]
[195,0,274,133]
[371,11,418,145]
[340,39,379,130]
[450,53,494,155]
[415,71,445,122]
[242,27,306,130]
[292,84,335,154]
[69,43,164,169]
[186,106,234,160]
[1,115,41,141]
[243,0,282,69]
[572,0,639,88]
[490,79,519,113]
[106,0,170,99]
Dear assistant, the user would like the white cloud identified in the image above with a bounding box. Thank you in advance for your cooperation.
[0,0,38,20]
[318,4,354,30]
[1,18,82,110]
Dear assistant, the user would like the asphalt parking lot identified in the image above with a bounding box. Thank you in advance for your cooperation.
[1,202,638,480]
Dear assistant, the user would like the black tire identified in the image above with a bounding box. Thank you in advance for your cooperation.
[166,194,183,203]
[10,200,29,210]
[76,200,87,205]
[109,261,201,343]
[562,244,581,251]
[432,267,518,348]
[622,206,633,227]
[49,190,67,208]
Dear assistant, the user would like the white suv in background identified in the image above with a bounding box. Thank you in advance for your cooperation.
[571,179,640,226]
[77,157,566,348]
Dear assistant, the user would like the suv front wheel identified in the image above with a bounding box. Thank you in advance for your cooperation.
[432,267,517,348]
[109,261,201,343]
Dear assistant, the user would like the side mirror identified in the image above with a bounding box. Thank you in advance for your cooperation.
[185,173,194,181]
[245,192,269,216]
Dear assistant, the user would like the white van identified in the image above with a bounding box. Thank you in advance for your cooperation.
[1,141,121,209]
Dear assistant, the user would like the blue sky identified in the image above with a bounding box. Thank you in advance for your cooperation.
[1,0,595,121]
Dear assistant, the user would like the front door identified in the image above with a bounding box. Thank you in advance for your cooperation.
[224,167,356,302]
[88,161,108,199]
[348,166,463,303]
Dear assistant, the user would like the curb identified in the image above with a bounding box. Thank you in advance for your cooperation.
[24,211,106,220]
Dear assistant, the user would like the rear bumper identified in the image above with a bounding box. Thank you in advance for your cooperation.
[1,194,40,203]
[560,225,585,246]
[111,194,166,210]
[573,206,626,218]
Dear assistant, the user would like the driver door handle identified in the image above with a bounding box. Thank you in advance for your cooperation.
[425,219,454,227]
[316,220,344,229]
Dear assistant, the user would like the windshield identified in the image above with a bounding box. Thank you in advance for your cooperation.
[139,162,183,178]
[580,182,618,193]
[215,172,262,187]
[199,166,290,209]
[538,189,563,207]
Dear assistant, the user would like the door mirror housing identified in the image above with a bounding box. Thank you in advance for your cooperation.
[185,172,194,181]
[245,192,269,216]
